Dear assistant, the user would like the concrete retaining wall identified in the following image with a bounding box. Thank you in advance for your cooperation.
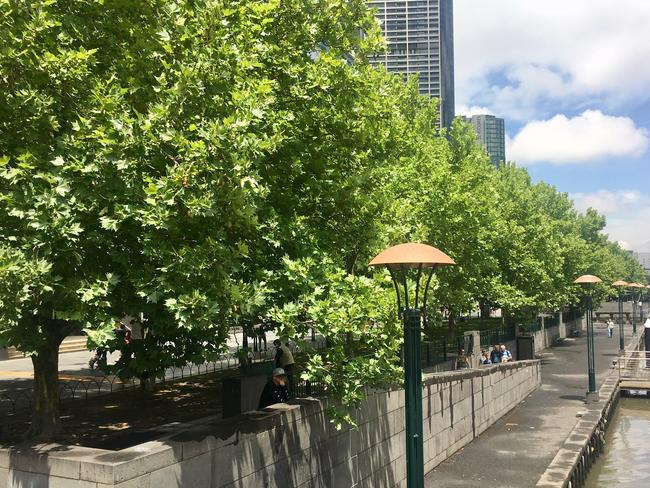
[530,324,561,353]
[0,361,541,488]
[529,317,583,355]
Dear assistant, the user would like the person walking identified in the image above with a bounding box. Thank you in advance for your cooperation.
[274,339,295,373]
[274,339,295,391]
[607,318,614,338]
[258,368,290,409]
[254,322,267,352]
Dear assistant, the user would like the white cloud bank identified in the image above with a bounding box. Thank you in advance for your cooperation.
[507,110,649,165]
[455,1,650,120]
[571,190,650,250]
[456,105,493,117]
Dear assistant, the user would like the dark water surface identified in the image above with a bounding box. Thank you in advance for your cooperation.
[585,397,650,487]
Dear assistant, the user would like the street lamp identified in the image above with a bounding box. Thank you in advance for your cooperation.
[612,280,628,355]
[640,285,650,323]
[370,243,455,488]
[574,274,602,403]
[629,283,642,335]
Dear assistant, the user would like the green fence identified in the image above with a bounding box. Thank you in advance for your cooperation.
[520,319,542,334]
[479,324,517,348]
[562,309,583,323]
[420,332,474,368]
[545,315,559,328]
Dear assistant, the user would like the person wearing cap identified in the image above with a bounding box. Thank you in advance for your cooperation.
[258,367,290,409]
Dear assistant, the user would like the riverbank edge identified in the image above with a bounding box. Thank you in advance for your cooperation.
[535,333,643,488]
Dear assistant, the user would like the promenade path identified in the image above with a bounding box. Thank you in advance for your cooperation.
[0,329,309,398]
[426,322,635,488]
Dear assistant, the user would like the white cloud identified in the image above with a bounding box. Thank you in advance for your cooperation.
[456,105,493,117]
[455,1,650,120]
[507,110,649,165]
[571,190,650,250]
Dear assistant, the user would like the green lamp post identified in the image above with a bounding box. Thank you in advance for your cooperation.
[639,285,650,324]
[574,274,602,403]
[612,280,628,355]
[629,283,642,335]
[370,243,455,488]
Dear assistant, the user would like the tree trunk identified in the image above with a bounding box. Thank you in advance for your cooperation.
[28,335,63,440]
[447,307,456,329]
[479,300,491,319]
[26,317,71,440]
[139,375,156,392]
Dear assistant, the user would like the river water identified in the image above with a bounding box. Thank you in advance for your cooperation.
[585,397,650,487]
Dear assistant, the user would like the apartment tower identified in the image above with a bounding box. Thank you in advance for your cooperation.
[461,114,506,165]
[368,0,455,129]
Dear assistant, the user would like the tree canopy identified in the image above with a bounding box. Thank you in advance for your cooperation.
[0,0,646,437]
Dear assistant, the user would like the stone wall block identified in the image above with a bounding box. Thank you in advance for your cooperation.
[312,456,358,488]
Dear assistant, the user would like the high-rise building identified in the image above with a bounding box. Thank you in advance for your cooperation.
[461,114,506,166]
[632,251,650,280]
[368,0,455,129]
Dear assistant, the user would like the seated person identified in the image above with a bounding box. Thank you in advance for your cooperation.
[455,348,469,370]
[258,368,290,409]
[500,344,513,362]
[480,349,491,365]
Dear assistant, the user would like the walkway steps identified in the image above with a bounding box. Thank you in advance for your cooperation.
[3,336,88,360]
[619,379,650,391]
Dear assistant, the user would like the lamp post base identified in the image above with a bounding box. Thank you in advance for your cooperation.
[619,349,625,356]
[585,391,600,403]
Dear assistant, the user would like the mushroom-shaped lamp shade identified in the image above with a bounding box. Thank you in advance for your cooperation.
[369,243,455,268]
[370,243,455,313]
[612,280,628,287]
[574,274,602,285]
[628,282,641,288]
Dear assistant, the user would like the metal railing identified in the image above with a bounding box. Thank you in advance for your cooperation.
[520,320,542,334]
[421,333,474,368]
[618,351,650,381]
[479,324,516,348]
[544,316,559,328]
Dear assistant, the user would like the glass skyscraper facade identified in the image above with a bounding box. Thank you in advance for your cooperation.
[368,0,455,129]
[461,114,506,166]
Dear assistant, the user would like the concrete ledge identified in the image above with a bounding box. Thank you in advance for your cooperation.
[536,334,643,487]
[0,361,542,488]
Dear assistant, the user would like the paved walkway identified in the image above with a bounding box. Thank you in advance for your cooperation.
[426,322,636,488]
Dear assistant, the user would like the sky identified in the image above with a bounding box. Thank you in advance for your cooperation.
[454,0,650,251]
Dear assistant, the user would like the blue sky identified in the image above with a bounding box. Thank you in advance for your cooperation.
[455,0,650,250]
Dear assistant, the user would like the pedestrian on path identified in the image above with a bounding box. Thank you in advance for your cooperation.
[607,319,614,338]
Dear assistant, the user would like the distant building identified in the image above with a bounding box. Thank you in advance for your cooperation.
[460,114,506,166]
[368,0,455,129]
[632,251,650,280]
